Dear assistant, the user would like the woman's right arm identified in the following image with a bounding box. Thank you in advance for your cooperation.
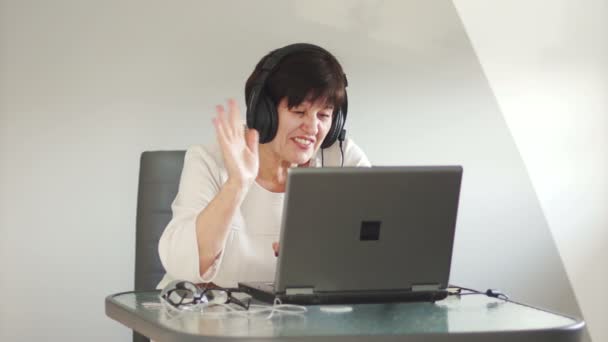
[159,99,259,281]
[197,99,259,275]
[194,178,249,276]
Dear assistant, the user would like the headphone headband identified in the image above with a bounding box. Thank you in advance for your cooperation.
[256,43,346,90]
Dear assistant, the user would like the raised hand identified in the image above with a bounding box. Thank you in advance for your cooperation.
[213,99,260,190]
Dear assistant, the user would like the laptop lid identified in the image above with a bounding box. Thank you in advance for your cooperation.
[274,166,463,295]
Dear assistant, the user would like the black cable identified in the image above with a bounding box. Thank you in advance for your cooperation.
[452,285,483,294]
[321,148,324,167]
[320,144,343,167]
[338,129,346,167]
[320,130,345,168]
[448,285,510,300]
[339,140,344,167]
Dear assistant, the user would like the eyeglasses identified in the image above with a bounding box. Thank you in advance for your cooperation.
[160,280,251,310]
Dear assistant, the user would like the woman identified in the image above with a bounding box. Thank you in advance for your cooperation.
[157,43,370,289]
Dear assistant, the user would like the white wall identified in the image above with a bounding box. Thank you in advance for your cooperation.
[454,1,608,342]
[0,0,602,341]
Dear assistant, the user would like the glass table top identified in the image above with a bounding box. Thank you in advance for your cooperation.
[107,291,581,338]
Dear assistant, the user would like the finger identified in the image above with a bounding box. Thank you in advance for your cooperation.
[214,105,228,138]
[227,99,243,135]
[213,117,229,149]
[246,128,259,156]
[272,242,279,257]
[214,105,232,146]
[215,105,233,138]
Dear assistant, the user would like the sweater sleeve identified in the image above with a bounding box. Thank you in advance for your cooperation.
[158,145,226,283]
[343,138,372,167]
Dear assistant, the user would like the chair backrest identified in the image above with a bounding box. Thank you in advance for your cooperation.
[133,150,185,342]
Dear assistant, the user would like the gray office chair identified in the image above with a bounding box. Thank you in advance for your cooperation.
[134,150,186,342]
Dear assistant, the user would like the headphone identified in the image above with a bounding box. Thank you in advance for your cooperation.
[245,43,348,149]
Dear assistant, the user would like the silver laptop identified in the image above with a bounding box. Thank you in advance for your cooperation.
[239,166,463,304]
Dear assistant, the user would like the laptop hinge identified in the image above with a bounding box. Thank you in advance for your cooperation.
[285,287,314,295]
[412,284,441,292]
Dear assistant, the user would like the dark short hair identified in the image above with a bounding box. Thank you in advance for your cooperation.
[245,46,347,111]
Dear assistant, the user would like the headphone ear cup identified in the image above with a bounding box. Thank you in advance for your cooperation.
[261,94,279,143]
[321,88,347,149]
[253,88,279,143]
[321,108,344,149]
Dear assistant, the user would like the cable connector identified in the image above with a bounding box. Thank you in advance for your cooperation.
[485,289,509,300]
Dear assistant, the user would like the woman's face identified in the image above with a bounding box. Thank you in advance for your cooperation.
[269,97,334,165]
